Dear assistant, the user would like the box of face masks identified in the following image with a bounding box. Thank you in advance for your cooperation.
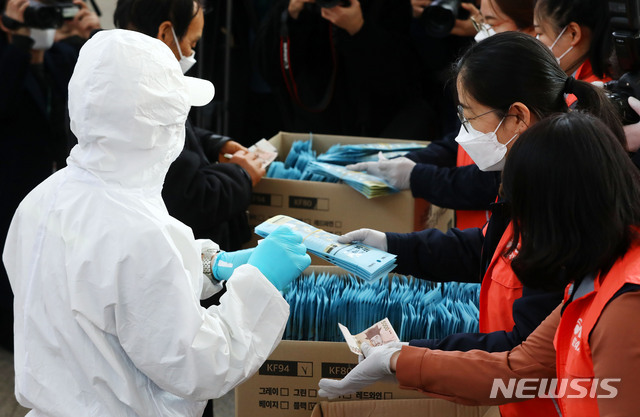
[243,132,454,254]
[234,340,496,417]
[234,266,491,417]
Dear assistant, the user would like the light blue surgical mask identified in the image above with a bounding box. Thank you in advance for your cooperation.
[171,26,196,74]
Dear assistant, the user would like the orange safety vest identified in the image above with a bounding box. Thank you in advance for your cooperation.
[455,147,490,230]
[554,243,640,416]
[479,223,561,416]
[566,60,612,107]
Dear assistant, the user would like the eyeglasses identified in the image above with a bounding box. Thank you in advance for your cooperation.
[457,105,499,132]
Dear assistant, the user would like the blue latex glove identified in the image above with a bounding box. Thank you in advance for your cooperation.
[248,226,311,290]
[212,248,255,281]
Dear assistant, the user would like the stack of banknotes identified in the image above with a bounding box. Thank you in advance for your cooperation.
[281,271,480,342]
[254,215,397,282]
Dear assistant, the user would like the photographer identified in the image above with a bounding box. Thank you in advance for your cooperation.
[254,0,431,139]
[0,0,98,353]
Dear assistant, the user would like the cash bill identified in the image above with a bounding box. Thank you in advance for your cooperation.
[338,318,400,355]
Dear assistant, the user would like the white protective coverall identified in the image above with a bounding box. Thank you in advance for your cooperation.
[2,29,289,417]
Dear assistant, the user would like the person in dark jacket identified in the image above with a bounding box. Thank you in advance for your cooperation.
[0,0,99,352]
[254,0,432,139]
[114,0,265,251]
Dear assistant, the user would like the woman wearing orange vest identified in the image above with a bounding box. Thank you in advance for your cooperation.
[321,111,639,415]
[533,0,614,107]
[346,0,538,231]
[336,32,624,417]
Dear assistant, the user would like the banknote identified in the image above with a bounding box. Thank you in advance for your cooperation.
[338,318,400,355]
[249,138,278,169]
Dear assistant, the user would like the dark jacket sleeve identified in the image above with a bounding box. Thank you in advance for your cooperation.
[192,126,231,163]
[0,37,31,118]
[409,285,564,352]
[161,148,252,237]
[405,132,501,210]
[386,226,485,283]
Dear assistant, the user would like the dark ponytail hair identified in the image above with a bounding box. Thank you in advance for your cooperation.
[456,32,625,147]
[492,0,535,31]
[502,112,640,290]
[534,0,612,78]
[114,0,202,39]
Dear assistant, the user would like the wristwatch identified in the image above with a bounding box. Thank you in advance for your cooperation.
[202,247,220,282]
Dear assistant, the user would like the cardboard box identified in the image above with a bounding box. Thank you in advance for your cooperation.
[235,265,491,417]
[235,340,428,417]
[311,399,498,417]
[245,132,453,251]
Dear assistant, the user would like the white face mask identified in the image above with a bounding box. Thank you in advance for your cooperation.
[547,26,573,65]
[454,118,518,171]
[30,28,56,50]
[171,26,196,74]
[473,23,496,43]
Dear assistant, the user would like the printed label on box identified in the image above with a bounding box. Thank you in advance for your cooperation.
[252,193,283,207]
[259,360,314,377]
[288,196,329,211]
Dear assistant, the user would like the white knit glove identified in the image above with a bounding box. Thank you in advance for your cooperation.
[337,228,387,251]
[318,342,403,398]
[347,153,416,190]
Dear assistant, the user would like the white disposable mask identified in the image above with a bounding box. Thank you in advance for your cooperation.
[474,23,496,42]
[30,28,56,50]
[454,118,518,171]
[547,26,573,65]
[171,26,196,74]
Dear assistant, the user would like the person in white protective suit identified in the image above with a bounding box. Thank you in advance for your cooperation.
[2,28,311,417]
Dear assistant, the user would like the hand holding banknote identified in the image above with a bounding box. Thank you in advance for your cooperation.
[318,341,404,398]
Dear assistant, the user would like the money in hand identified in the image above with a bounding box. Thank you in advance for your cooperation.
[338,318,399,355]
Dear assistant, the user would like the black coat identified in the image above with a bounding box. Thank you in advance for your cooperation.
[161,121,253,251]
[254,0,431,139]
[386,200,564,352]
[0,36,78,312]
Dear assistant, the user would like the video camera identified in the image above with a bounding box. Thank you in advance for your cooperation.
[420,0,473,38]
[23,0,79,29]
[605,0,640,124]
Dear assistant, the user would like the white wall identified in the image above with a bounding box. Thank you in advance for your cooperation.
[93,0,116,29]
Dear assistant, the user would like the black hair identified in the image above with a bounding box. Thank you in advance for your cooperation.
[113,0,202,39]
[534,0,612,78]
[455,32,625,146]
[502,112,640,290]
[492,0,535,31]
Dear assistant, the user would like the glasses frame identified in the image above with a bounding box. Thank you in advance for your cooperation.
[457,105,500,133]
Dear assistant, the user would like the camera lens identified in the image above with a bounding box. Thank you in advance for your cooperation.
[421,0,462,38]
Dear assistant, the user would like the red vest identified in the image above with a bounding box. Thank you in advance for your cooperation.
[554,243,640,416]
[479,223,561,416]
[565,60,612,107]
[455,147,490,230]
